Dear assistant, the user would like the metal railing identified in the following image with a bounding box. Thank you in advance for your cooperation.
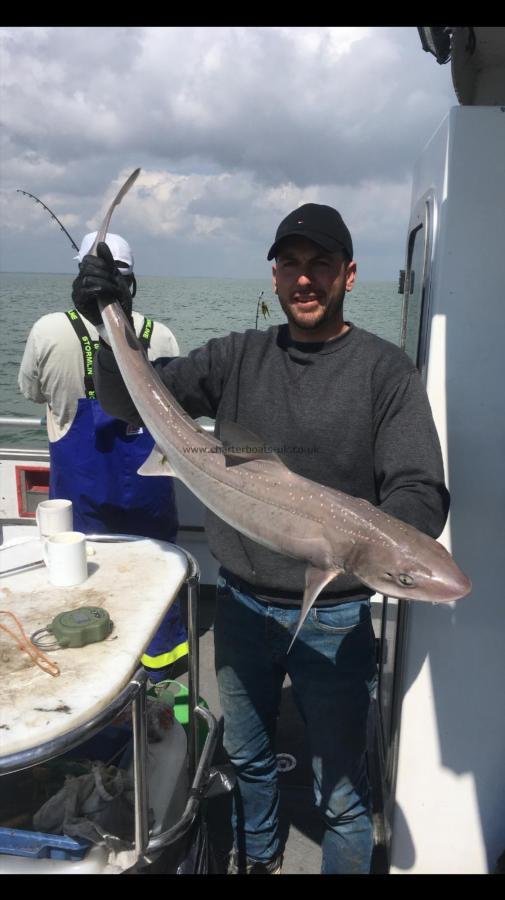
[0,417,46,429]
[0,416,215,433]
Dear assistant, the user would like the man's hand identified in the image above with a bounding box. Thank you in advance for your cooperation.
[71,242,133,326]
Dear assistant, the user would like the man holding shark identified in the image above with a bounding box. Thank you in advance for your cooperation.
[72,203,451,874]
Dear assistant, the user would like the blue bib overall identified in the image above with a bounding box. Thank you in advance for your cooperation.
[48,310,188,675]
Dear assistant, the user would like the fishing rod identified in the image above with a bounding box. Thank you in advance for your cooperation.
[16,189,80,253]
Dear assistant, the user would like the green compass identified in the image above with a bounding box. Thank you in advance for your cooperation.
[31,607,113,650]
[49,607,113,648]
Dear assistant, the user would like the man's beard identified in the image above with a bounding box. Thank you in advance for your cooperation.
[281,292,345,331]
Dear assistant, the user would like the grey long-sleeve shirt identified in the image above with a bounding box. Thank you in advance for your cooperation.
[95,322,450,603]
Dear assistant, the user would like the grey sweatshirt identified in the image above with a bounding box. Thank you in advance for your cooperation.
[95,322,450,604]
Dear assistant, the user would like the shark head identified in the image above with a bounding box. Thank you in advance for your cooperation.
[347,530,472,603]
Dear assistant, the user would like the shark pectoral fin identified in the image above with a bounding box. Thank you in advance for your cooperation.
[220,420,285,466]
[287,565,344,654]
[137,445,177,477]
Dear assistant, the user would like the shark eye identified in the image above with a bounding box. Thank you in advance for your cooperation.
[398,573,414,587]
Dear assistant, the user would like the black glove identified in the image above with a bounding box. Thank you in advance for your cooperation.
[71,241,133,326]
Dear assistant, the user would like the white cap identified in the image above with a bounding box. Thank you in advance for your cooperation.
[74,232,134,275]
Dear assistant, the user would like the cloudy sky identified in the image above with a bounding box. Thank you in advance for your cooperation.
[0,26,455,280]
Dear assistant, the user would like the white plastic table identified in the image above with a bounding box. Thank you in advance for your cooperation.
[0,535,220,870]
[0,537,187,758]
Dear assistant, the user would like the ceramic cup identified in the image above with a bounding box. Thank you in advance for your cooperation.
[36,499,73,539]
[43,531,88,587]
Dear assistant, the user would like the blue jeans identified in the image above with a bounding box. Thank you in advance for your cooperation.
[214,572,378,874]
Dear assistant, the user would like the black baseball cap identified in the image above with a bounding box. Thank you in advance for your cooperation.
[267,203,353,261]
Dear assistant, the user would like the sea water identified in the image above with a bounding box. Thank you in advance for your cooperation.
[0,272,402,448]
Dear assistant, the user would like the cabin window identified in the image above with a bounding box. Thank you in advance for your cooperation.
[401,223,426,364]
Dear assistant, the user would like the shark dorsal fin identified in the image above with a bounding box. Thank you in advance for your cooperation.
[220,420,285,467]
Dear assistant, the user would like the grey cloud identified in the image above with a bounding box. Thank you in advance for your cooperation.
[0,26,455,279]
[121,27,453,187]
[2,27,453,186]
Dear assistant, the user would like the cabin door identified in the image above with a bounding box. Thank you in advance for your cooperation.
[376,194,435,844]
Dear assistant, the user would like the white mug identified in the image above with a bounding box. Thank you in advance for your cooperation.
[43,531,88,587]
[36,499,73,539]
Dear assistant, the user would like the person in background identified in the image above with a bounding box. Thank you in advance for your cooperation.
[18,232,188,682]
[72,207,450,874]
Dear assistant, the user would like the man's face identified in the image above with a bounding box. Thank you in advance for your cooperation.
[272,236,356,339]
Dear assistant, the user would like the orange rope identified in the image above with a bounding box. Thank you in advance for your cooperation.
[0,610,60,677]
